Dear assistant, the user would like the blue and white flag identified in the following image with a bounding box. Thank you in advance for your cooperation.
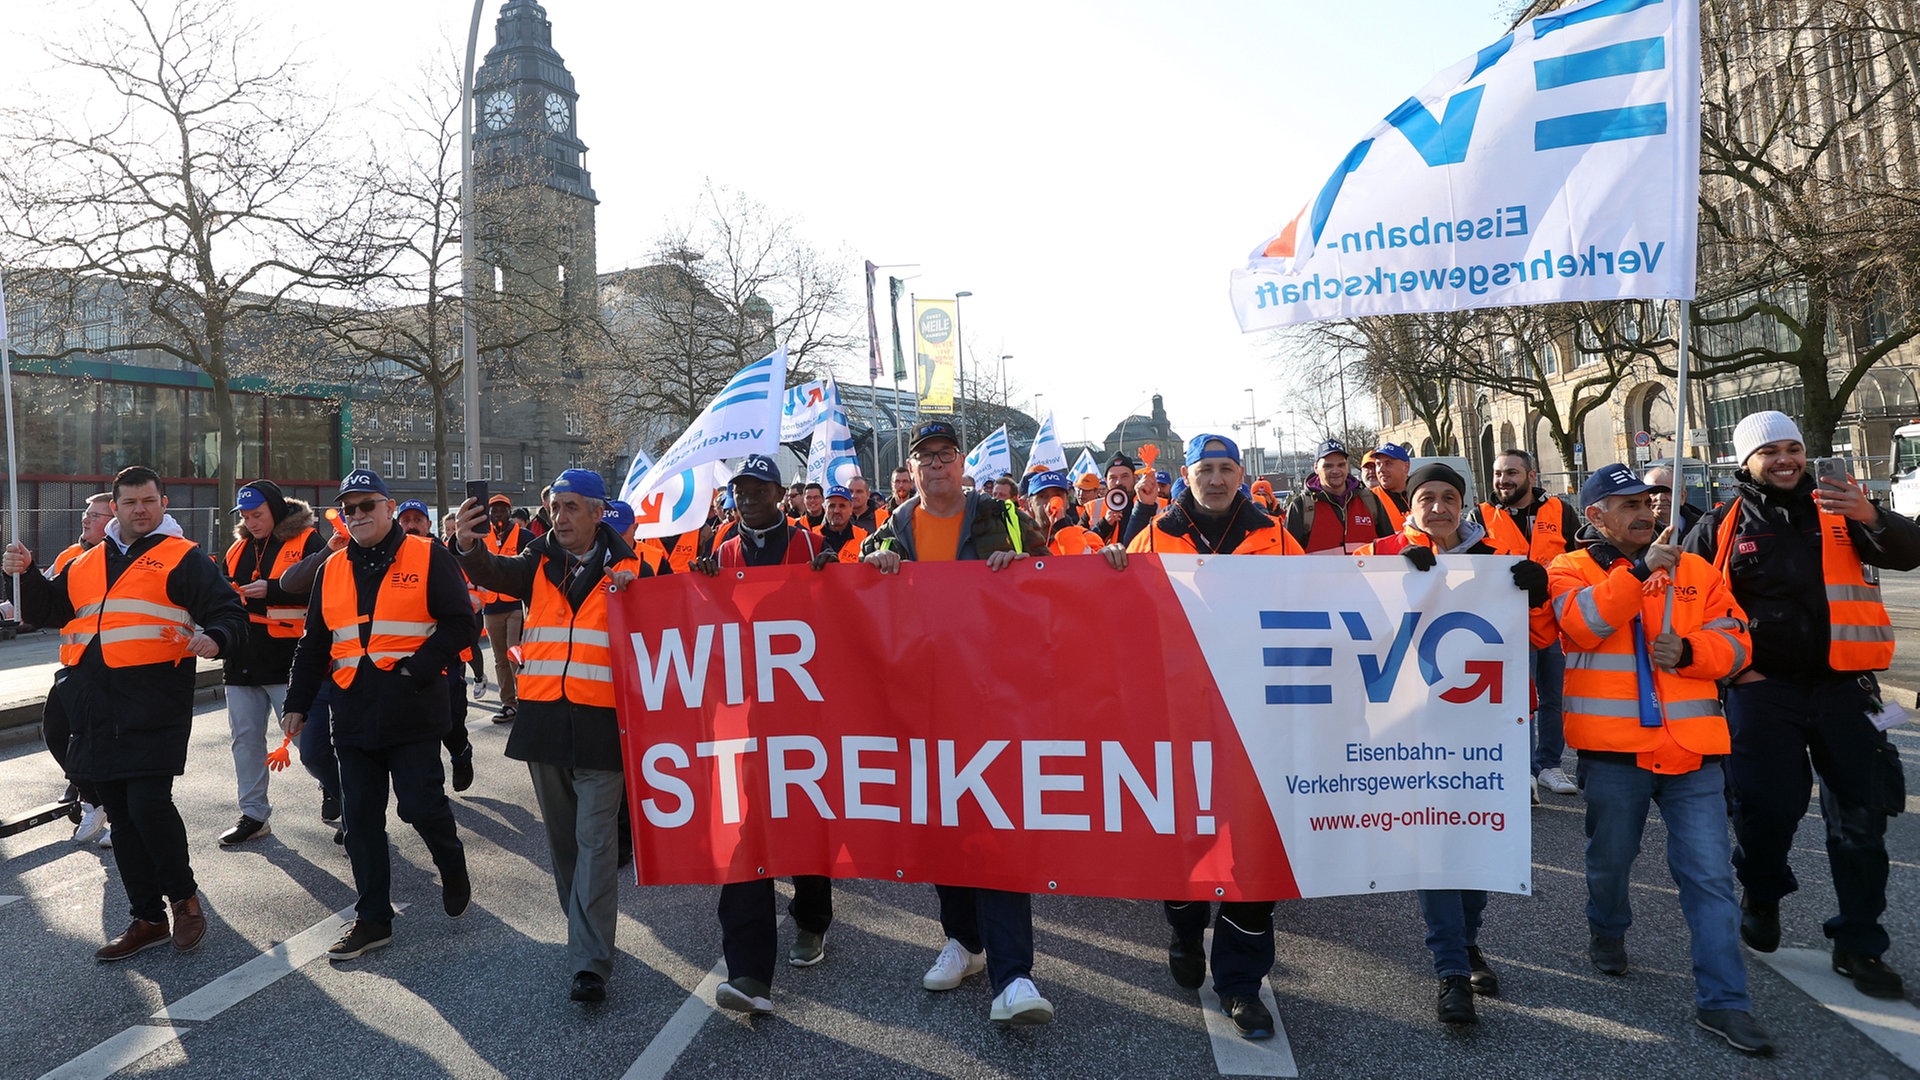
[1026,412,1069,474]
[805,379,861,489]
[962,424,1012,484]
[625,347,787,538]
[1068,448,1099,487]
[1231,0,1700,331]
[780,380,828,443]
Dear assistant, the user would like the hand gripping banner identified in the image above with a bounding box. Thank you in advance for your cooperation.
[610,553,1532,900]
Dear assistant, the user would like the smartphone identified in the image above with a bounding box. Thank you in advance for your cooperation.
[1812,457,1845,488]
[465,479,489,508]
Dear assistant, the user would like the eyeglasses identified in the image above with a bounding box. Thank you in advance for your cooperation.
[910,447,960,465]
[339,497,383,518]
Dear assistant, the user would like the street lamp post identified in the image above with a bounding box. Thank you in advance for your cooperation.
[1244,387,1261,475]
[460,0,486,497]
[954,290,972,432]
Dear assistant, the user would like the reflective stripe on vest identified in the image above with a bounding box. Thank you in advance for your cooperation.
[225,528,316,638]
[1553,550,1732,766]
[516,555,637,708]
[58,537,197,667]
[1711,496,1894,671]
[1479,497,1570,563]
[318,535,438,689]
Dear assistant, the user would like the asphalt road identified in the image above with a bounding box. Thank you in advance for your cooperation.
[6,663,1920,1078]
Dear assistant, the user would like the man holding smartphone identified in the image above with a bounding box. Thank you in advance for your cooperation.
[1685,411,1920,1000]
[474,486,533,723]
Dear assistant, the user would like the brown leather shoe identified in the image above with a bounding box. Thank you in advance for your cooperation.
[96,919,171,962]
[170,895,207,952]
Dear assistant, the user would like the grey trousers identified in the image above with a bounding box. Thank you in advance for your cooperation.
[225,684,287,821]
[528,762,625,979]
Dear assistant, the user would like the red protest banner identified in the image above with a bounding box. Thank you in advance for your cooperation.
[609,557,1299,902]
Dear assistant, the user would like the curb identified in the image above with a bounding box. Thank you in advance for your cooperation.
[0,667,227,739]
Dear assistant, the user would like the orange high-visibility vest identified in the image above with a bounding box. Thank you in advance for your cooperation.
[1711,497,1894,671]
[516,554,639,708]
[1371,487,1407,533]
[1546,548,1749,773]
[812,524,869,563]
[59,537,197,667]
[665,532,701,573]
[1127,518,1303,556]
[1479,497,1571,563]
[476,527,525,604]
[225,528,316,638]
[319,535,438,689]
[50,542,88,577]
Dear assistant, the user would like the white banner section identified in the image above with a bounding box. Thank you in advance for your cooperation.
[1164,552,1532,896]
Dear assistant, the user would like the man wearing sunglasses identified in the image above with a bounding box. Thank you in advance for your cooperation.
[281,470,478,963]
[862,420,1056,1027]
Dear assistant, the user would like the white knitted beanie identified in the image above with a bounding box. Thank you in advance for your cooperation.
[1732,410,1803,466]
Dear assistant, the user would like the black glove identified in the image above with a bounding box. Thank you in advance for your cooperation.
[1402,545,1437,572]
[1510,559,1549,608]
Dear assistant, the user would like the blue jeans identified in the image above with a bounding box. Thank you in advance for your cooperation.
[1580,755,1748,1011]
[1530,643,1566,774]
[1725,677,1892,956]
[1417,890,1487,977]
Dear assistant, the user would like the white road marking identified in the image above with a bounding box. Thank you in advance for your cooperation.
[39,903,399,1080]
[1754,947,1920,1071]
[619,955,729,1080]
[1197,930,1298,1077]
[0,894,22,909]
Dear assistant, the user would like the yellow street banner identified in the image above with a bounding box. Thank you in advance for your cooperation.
[913,299,957,414]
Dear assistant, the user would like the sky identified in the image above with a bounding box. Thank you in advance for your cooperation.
[3,0,1520,457]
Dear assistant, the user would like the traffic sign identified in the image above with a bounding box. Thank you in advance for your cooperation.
[1633,431,1652,448]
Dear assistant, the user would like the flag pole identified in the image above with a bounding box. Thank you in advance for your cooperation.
[1661,299,1692,639]
[2,271,20,613]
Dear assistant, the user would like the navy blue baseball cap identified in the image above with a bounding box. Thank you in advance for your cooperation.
[603,499,635,535]
[732,454,782,485]
[909,418,963,452]
[337,470,390,501]
[1184,433,1241,467]
[396,499,431,520]
[825,484,852,502]
[1579,462,1668,506]
[1372,444,1412,463]
[551,468,608,501]
[1023,469,1071,496]
[1314,439,1349,462]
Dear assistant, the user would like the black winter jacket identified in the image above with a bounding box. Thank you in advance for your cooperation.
[221,500,328,686]
[1683,472,1920,682]
[284,524,477,748]
[20,531,248,780]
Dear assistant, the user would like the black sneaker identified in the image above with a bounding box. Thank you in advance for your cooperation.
[1588,933,1628,976]
[442,863,471,918]
[493,705,516,725]
[218,815,271,847]
[333,824,346,846]
[715,976,773,1014]
[319,788,341,823]
[1834,947,1906,999]
[570,971,606,1002]
[451,746,475,793]
[1739,896,1780,953]
[1466,945,1500,995]
[1696,1008,1775,1055]
[1436,974,1477,1024]
[327,920,392,961]
[1220,993,1274,1040]
[1168,934,1206,990]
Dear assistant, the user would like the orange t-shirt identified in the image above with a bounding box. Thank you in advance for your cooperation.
[914,508,963,563]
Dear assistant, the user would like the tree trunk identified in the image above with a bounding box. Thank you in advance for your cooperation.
[431,375,451,514]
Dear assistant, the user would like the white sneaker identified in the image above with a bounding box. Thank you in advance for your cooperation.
[472,677,487,701]
[98,826,113,849]
[922,937,987,991]
[1538,767,1578,796]
[72,803,108,845]
[989,977,1054,1025]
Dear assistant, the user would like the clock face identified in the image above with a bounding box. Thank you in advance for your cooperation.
[544,92,571,133]
[483,90,514,131]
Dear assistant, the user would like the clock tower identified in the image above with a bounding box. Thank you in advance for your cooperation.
[469,0,601,494]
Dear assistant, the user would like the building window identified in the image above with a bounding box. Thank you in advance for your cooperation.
[564,410,583,436]
[419,450,432,480]
[524,453,536,482]
[450,452,463,482]
[568,452,582,470]
[487,452,505,481]
[391,449,407,479]
[381,448,394,475]
[356,448,372,471]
